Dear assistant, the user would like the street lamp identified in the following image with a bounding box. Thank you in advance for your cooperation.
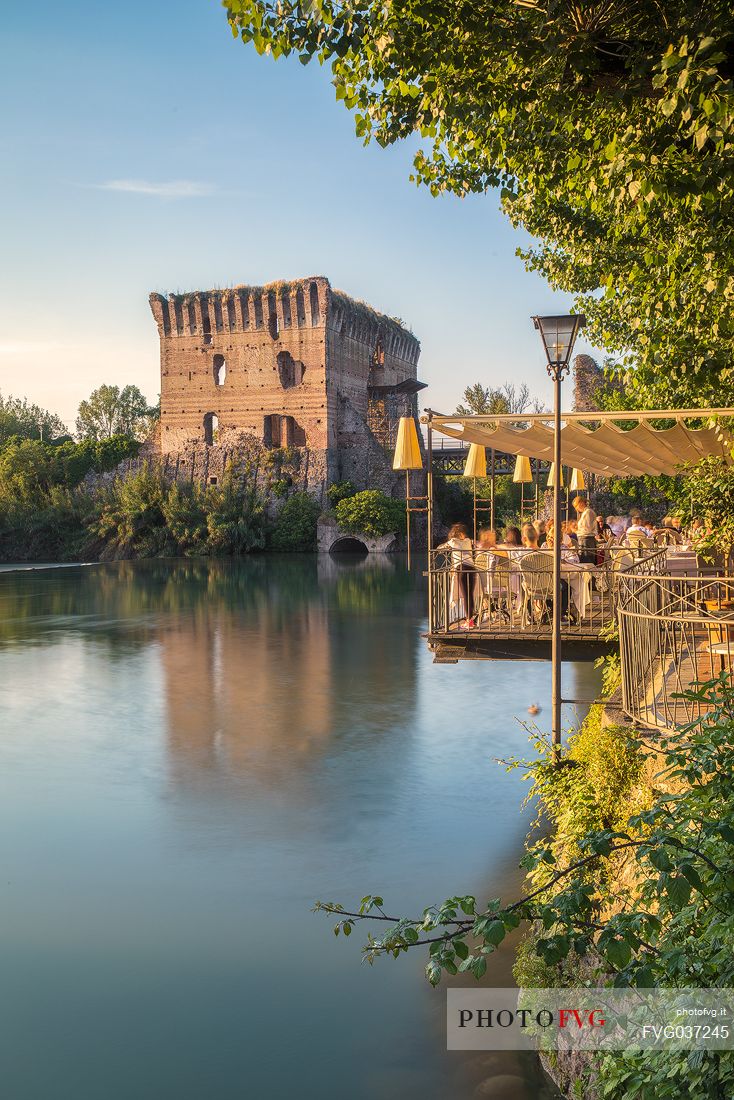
[532,313,585,760]
[393,416,425,571]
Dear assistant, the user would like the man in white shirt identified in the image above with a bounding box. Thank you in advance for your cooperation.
[573,495,598,564]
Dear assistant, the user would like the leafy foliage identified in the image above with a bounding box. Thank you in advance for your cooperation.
[456,382,544,417]
[334,489,405,537]
[270,491,321,551]
[315,679,734,1097]
[326,480,357,508]
[0,392,67,445]
[76,384,155,441]
[224,0,734,407]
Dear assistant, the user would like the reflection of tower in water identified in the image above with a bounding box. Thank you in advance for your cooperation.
[161,559,420,788]
[162,597,333,781]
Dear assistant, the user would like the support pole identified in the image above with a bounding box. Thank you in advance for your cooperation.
[406,468,411,571]
[552,375,563,762]
[427,418,434,556]
[473,477,478,543]
[490,449,496,531]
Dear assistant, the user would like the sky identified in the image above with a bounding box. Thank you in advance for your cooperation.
[1,0,602,431]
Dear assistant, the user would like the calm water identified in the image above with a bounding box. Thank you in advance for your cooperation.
[0,556,599,1100]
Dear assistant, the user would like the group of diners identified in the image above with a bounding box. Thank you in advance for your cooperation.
[438,495,602,630]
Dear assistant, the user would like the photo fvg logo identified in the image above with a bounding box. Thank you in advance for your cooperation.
[458,1007,606,1030]
[447,988,734,1052]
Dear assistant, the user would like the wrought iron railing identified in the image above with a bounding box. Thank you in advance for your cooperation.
[617,570,734,730]
[427,545,667,639]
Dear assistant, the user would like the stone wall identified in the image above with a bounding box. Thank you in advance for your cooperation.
[149,276,423,495]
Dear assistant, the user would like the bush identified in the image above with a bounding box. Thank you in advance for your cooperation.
[203,462,266,554]
[326,480,356,508]
[334,489,405,538]
[270,492,321,551]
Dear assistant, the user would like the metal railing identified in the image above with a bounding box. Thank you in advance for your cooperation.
[617,569,734,730]
[427,546,666,639]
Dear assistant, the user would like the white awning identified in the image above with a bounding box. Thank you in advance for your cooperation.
[425,408,734,477]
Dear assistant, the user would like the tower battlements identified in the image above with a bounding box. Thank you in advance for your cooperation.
[150,274,424,493]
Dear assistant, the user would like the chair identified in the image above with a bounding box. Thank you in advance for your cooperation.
[519,551,554,629]
[477,553,515,625]
[626,533,653,553]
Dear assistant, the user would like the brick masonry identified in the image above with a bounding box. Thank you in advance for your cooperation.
[149,275,424,499]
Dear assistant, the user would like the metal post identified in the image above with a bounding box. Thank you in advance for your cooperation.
[406,468,411,571]
[473,478,478,543]
[490,449,496,531]
[552,375,563,762]
[534,460,539,520]
[427,417,434,556]
[427,417,434,633]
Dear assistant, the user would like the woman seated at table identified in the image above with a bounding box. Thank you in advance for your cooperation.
[503,526,522,548]
[526,526,572,619]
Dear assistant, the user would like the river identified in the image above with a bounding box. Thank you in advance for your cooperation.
[0,556,600,1100]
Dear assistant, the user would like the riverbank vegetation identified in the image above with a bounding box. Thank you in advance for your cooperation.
[316,676,734,1098]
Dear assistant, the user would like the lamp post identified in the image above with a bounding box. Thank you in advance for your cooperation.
[513,454,533,524]
[463,443,488,542]
[532,314,585,760]
[392,416,425,570]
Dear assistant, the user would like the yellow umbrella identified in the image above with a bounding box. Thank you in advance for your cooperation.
[392,417,423,470]
[547,462,564,488]
[392,417,423,571]
[570,467,586,491]
[463,443,487,478]
[513,455,533,522]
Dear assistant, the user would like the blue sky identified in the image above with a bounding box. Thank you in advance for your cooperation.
[1,0,601,430]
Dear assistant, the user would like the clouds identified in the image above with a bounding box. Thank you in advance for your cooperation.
[94,179,216,198]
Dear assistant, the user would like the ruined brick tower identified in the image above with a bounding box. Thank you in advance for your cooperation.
[149,276,424,491]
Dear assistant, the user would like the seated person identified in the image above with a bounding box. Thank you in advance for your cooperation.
[654,515,684,545]
[534,519,547,547]
[524,526,571,618]
[503,526,522,547]
[626,517,653,542]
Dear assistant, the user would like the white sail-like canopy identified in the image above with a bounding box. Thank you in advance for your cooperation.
[425,408,734,477]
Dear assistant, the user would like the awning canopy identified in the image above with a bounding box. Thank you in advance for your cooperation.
[424,408,734,477]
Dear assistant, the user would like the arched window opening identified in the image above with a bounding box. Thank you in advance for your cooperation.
[226,296,237,331]
[372,335,385,367]
[281,290,292,329]
[172,299,184,336]
[295,287,306,327]
[203,412,219,446]
[277,351,304,389]
[254,295,264,329]
[309,282,321,326]
[187,300,196,335]
[268,292,279,339]
[213,354,226,386]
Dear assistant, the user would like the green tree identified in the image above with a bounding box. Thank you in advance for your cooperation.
[76,384,153,441]
[456,382,544,416]
[0,393,67,445]
[224,1,734,408]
